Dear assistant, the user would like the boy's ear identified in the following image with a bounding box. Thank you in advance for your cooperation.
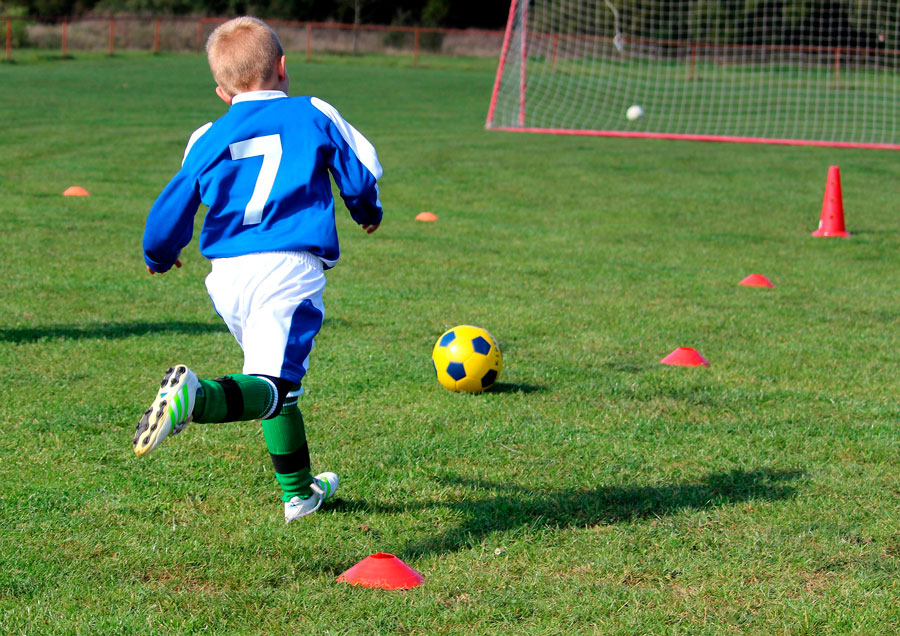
[277,55,287,82]
[215,86,233,105]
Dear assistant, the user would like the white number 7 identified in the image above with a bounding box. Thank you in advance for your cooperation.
[229,134,283,225]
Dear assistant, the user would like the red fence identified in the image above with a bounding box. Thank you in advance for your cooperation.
[2,15,506,64]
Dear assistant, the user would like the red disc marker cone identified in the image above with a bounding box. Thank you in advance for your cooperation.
[63,186,90,196]
[337,553,425,590]
[415,211,438,222]
[739,273,774,288]
[812,166,849,237]
[660,347,710,367]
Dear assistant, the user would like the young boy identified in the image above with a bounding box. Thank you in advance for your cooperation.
[135,16,383,523]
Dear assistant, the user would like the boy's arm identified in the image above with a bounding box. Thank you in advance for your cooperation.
[311,98,384,229]
[142,169,202,273]
[142,124,211,273]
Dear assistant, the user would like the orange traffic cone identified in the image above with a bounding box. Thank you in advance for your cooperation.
[660,347,710,367]
[63,186,90,196]
[812,166,849,237]
[337,553,425,590]
[415,211,438,222]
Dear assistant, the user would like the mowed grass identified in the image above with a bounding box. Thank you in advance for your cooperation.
[1,51,900,634]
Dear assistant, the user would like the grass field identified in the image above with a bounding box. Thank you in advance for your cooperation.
[2,50,900,634]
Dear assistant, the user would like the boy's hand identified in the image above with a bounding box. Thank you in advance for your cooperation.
[147,259,182,275]
[360,223,380,234]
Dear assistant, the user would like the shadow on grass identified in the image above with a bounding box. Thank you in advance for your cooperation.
[488,382,544,394]
[602,361,654,374]
[340,467,803,560]
[0,321,225,343]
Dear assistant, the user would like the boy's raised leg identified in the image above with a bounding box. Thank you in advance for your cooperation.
[135,371,278,455]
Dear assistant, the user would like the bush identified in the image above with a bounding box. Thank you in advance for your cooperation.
[2,7,33,48]
[383,6,412,50]
[382,6,445,54]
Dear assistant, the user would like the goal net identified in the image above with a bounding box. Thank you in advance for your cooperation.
[486,0,900,149]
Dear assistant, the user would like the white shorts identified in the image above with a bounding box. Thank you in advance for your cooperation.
[205,251,326,387]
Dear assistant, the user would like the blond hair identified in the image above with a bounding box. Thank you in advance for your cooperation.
[206,17,283,97]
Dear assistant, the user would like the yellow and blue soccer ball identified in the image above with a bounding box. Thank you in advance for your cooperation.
[432,325,502,393]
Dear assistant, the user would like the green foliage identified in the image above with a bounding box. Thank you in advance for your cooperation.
[1,51,900,633]
[422,0,448,26]
[2,0,510,29]
[91,0,207,16]
[383,7,414,51]
[1,5,31,46]
[9,0,96,19]
[1,0,886,45]
[420,0,448,51]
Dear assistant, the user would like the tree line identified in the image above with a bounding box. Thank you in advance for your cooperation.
[1,0,895,50]
[0,0,510,30]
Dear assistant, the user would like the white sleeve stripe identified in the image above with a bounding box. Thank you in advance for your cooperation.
[182,122,213,166]
[310,97,383,180]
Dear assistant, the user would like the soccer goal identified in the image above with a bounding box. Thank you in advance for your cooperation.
[486,0,900,149]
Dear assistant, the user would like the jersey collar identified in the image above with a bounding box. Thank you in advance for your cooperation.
[232,90,288,104]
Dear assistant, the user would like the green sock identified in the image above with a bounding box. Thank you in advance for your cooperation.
[193,374,277,423]
[261,398,313,502]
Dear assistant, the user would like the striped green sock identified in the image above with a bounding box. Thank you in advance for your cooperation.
[261,398,313,502]
[193,374,277,423]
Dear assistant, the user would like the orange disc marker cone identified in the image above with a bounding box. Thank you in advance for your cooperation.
[739,273,774,288]
[415,211,438,222]
[63,186,89,196]
[660,347,710,367]
[812,166,849,237]
[337,553,425,590]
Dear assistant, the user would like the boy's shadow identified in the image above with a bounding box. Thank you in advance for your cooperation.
[339,467,803,560]
[0,321,224,344]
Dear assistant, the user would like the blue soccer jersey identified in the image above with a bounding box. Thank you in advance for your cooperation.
[143,91,383,272]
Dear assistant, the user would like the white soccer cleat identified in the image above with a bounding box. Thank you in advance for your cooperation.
[133,365,199,456]
[284,472,339,523]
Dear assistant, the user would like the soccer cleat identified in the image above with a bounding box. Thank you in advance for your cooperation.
[284,472,339,523]
[133,365,200,456]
